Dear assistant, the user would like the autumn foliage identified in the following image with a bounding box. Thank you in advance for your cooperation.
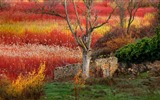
[0,63,45,100]
[0,1,157,80]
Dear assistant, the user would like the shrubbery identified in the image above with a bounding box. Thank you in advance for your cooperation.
[115,31,160,63]
[93,2,158,60]
[92,21,156,59]
[115,2,160,63]
[0,63,45,100]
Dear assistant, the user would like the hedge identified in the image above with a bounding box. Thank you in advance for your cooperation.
[115,31,160,63]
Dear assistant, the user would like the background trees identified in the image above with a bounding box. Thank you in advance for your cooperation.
[109,0,143,34]
[115,2,160,63]
[92,0,158,60]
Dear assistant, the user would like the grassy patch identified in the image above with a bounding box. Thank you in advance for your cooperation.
[42,76,160,100]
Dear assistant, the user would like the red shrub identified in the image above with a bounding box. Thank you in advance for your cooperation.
[0,44,81,80]
[135,7,156,17]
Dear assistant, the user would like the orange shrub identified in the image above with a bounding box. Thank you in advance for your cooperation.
[0,63,45,100]
[105,35,133,53]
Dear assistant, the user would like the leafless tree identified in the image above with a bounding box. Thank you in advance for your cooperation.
[110,0,142,34]
[34,0,116,78]
[126,0,142,34]
[114,0,126,28]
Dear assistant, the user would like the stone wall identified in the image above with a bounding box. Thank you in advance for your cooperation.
[54,58,160,80]
[117,60,160,77]
[54,57,118,80]
[54,63,81,80]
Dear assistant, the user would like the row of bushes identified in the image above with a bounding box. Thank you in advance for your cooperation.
[115,33,160,63]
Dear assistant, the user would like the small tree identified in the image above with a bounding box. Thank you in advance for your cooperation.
[109,0,142,34]
[35,0,116,78]
[112,0,126,28]
[126,0,142,34]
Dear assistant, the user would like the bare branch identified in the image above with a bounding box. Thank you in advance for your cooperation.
[64,0,88,50]
[92,6,117,31]
[30,0,65,19]
[78,37,88,51]
[64,0,76,38]
[42,10,66,19]
[72,0,84,34]
[92,12,98,27]
[126,0,142,34]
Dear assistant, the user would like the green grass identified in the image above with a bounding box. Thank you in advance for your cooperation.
[42,76,160,100]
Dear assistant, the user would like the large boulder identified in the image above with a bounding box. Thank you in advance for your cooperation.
[92,57,118,78]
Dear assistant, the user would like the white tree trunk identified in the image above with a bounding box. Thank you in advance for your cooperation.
[82,50,91,78]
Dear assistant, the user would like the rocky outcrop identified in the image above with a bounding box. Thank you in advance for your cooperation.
[117,60,160,77]
[145,61,160,76]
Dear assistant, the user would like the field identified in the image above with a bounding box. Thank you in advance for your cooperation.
[0,1,159,99]
[42,75,160,100]
[0,1,156,79]
[0,44,81,79]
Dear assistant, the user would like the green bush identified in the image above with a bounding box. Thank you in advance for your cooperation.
[115,33,160,63]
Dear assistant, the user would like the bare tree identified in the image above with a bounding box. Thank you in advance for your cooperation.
[126,0,142,34]
[64,0,116,78]
[113,0,126,28]
[110,0,142,34]
[35,0,116,78]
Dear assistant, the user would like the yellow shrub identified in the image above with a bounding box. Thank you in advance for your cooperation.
[94,25,110,35]
[131,19,141,28]
[73,70,85,100]
[5,63,45,99]
[142,13,155,26]
[143,13,154,21]
[105,35,134,52]
[0,21,56,35]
